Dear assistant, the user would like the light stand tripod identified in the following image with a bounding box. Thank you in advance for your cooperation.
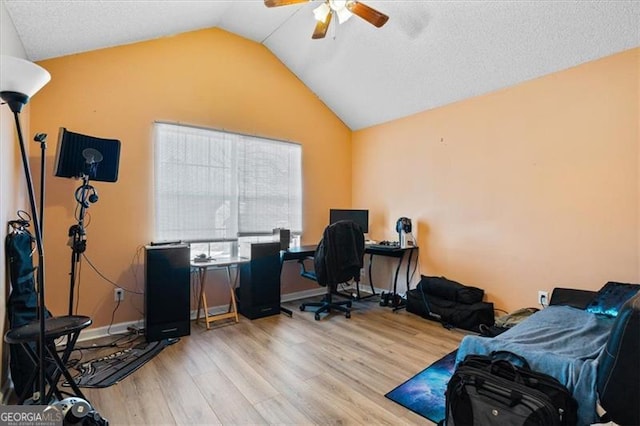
[67,174,97,315]
[55,127,119,317]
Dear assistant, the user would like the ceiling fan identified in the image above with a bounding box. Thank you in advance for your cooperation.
[264,0,389,39]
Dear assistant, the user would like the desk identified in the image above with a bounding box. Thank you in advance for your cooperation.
[282,245,418,308]
[280,245,318,262]
[191,257,248,329]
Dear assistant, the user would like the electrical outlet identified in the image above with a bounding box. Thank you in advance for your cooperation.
[360,268,365,278]
[537,290,548,306]
[114,288,124,302]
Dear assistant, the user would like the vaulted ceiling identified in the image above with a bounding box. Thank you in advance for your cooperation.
[3,0,639,130]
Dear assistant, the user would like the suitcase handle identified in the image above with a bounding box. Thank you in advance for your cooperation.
[488,351,532,386]
[490,350,531,370]
[489,359,527,385]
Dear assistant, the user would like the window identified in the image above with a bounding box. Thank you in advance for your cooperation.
[153,122,302,253]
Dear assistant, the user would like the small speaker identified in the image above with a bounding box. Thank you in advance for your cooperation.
[273,228,290,250]
[238,242,281,319]
[144,244,190,341]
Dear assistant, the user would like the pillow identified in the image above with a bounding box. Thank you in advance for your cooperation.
[549,288,597,309]
[586,281,640,317]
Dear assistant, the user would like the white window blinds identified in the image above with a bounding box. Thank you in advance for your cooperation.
[154,122,302,242]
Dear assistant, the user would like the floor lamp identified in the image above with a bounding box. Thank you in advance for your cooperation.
[1,55,51,404]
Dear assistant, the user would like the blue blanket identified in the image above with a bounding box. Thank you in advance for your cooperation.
[455,305,615,425]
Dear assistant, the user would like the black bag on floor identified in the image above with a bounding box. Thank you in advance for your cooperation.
[444,351,577,426]
[406,289,494,332]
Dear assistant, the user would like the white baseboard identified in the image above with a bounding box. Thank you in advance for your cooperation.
[76,319,142,343]
[77,286,333,343]
[281,287,326,303]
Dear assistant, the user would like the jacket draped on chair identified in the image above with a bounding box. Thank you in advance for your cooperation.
[314,220,365,286]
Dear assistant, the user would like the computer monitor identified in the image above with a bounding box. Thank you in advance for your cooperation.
[329,209,369,233]
[54,127,121,182]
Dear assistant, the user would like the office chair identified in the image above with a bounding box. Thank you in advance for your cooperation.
[299,220,365,320]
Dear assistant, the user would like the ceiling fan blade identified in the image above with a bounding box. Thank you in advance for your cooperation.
[312,10,332,39]
[264,0,309,7]
[346,1,389,28]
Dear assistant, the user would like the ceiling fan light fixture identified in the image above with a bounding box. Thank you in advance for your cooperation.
[264,0,387,39]
[313,2,330,22]
[335,7,353,24]
[329,0,353,24]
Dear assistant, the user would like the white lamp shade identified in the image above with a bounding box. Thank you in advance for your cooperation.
[1,55,51,98]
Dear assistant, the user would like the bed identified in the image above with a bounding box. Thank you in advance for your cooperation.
[455,283,640,426]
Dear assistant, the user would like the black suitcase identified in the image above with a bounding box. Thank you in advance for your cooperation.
[444,351,577,426]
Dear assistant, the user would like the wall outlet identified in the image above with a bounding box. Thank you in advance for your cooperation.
[114,288,124,302]
[360,268,365,278]
[537,290,549,306]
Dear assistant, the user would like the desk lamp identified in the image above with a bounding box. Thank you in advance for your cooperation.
[1,54,51,404]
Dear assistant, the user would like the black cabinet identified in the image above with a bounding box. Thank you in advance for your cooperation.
[144,244,191,341]
[238,242,281,319]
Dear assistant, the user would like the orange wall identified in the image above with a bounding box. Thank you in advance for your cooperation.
[29,28,351,328]
[354,48,640,312]
[19,29,640,325]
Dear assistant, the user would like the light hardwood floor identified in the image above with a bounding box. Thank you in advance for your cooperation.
[81,298,468,425]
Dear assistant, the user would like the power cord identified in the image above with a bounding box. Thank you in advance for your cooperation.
[81,253,143,296]
[126,325,145,336]
[539,293,548,309]
[73,331,139,352]
[107,299,121,336]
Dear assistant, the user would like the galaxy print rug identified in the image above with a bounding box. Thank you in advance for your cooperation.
[385,350,457,424]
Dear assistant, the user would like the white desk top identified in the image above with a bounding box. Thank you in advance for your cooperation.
[191,256,249,268]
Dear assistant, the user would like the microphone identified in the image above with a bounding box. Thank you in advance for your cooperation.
[82,148,103,178]
[82,148,103,164]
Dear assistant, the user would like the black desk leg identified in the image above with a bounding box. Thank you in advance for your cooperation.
[368,253,375,291]
[280,306,293,317]
[406,249,414,291]
[364,263,377,298]
[391,251,407,311]
[393,248,418,312]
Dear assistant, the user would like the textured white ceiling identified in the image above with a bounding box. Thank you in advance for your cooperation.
[3,0,639,130]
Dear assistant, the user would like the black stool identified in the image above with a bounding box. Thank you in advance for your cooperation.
[5,315,92,404]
